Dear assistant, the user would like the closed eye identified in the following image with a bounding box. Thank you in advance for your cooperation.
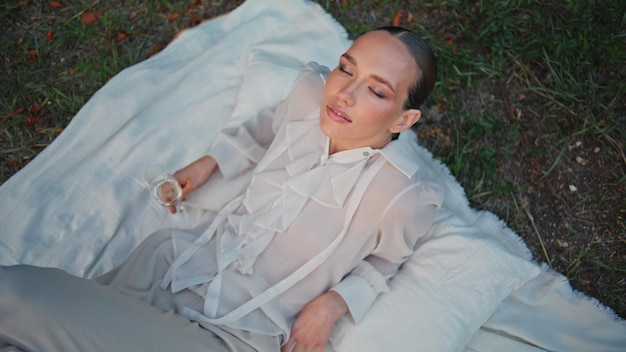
[370,87,385,98]
[339,64,352,76]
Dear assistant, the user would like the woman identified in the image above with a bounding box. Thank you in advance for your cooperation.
[0,27,441,352]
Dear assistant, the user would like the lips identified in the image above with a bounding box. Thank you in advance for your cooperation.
[326,105,352,123]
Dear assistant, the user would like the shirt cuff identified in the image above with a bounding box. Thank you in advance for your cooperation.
[209,141,252,180]
[331,275,377,324]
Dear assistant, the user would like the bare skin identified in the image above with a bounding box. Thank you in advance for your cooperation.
[281,291,348,352]
[169,155,218,214]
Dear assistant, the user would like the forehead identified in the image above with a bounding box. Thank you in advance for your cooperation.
[345,31,416,87]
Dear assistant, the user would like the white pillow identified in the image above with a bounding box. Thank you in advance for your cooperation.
[330,208,541,352]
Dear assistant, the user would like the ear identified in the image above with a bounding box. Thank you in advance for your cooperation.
[390,109,421,133]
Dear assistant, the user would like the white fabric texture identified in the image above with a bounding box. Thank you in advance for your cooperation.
[156,63,443,337]
[330,209,541,352]
[0,0,624,351]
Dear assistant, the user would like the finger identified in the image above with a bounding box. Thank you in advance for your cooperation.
[280,339,291,352]
[179,178,191,199]
[282,339,297,352]
[280,343,288,352]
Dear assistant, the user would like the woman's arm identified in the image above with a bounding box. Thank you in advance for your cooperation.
[283,183,442,351]
[331,188,440,321]
[168,105,279,214]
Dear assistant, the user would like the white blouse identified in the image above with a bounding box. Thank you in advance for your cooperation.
[160,63,444,340]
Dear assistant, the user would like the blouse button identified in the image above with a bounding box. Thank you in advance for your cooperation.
[363,151,370,157]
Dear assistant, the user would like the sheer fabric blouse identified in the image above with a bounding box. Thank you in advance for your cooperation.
[160,63,444,340]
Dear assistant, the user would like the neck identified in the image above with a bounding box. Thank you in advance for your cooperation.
[328,135,392,155]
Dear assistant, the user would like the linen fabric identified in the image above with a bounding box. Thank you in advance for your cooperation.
[0,0,352,278]
[330,207,541,351]
[0,0,625,351]
[98,62,443,342]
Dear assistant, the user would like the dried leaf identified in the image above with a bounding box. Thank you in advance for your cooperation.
[46,30,53,42]
[115,30,128,43]
[30,103,41,114]
[81,10,103,25]
[28,49,38,61]
[444,35,454,48]
[25,117,41,125]
[49,1,62,8]
[444,35,457,55]
[148,44,162,57]
[2,107,26,123]
[392,11,403,27]
[168,12,179,22]
[188,16,201,26]
[5,160,22,169]
[17,0,30,7]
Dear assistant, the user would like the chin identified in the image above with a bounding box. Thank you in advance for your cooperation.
[318,116,338,137]
[319,119,334,138]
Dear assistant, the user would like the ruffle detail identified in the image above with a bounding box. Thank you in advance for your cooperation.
[163,114,379,296]
[220,118,375,276]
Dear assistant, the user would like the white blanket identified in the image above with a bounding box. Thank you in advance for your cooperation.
[0,0,624,350]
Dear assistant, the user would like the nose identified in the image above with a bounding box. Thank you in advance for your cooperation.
[337,81,356,106]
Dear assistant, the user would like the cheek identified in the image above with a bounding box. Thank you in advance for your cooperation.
[323,72,341,95]
[357,99,398,125]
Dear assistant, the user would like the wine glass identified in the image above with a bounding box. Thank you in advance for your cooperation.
[144,164,184,213]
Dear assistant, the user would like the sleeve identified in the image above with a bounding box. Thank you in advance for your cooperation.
[208,62,328,179]
[331,181,444,323]
[208,107,278,179]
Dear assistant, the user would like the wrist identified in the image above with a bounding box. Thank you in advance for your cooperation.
[199,155,217,169]
[324,290,349,321]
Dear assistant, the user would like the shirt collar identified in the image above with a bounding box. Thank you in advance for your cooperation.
[379,129,420,178]
[322,129,420,179]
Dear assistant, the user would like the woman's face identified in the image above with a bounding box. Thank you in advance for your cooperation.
[320,30,421,154]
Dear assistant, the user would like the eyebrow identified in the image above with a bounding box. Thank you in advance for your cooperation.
[341,53,397,94]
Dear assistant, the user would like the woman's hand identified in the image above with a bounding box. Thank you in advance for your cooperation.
[169,155,218,213]
[282,291,348,352]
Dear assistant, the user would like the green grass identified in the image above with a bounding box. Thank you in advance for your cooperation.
[404,0,625,204]
[1,0,244,176]
[1,0,624,317]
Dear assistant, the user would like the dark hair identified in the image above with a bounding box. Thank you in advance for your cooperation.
[373,26,437,110]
